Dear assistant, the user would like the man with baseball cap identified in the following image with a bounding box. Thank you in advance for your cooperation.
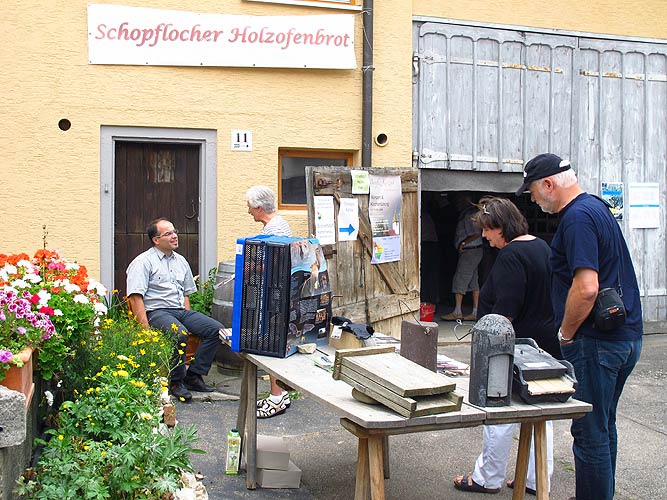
[517,153,643,500]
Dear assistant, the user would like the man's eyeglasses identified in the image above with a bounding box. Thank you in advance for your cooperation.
[157,229,179,238]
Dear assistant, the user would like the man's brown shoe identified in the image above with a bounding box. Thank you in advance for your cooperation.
[463,313,478,321]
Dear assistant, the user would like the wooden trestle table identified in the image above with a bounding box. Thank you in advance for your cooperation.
[235,346,591,500]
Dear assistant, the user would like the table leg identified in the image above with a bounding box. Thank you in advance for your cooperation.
[382,435,390,479]
[355,437,370,500]
[512,422,533,500]
[236,362,249,447]
[245,362,258,490]
[533,421,549,500]
[368,435,386,500]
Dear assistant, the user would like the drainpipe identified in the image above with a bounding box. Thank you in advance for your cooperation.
[361,0,373,169]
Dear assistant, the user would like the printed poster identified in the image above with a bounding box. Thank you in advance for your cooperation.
[313,196,336,244]
[368,174,401,264]
[628,183,660,229]
[600,182,624,220]
[337,197,359,241]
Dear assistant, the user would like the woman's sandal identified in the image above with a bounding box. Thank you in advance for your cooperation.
[453,474,500,494]
[506,479,536,496]
[256,393,291,409]
[256,398,288,419]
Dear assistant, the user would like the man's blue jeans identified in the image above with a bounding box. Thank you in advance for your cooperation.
[561,335,642,500]
[147,308,223,383]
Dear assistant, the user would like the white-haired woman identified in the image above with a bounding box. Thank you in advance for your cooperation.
[245,185,293,418]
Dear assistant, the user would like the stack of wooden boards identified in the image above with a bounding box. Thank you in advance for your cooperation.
[333,346,463,418]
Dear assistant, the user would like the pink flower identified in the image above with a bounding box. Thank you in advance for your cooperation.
[0,350,13,363]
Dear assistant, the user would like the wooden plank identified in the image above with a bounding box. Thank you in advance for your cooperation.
[339,369,418,412]
[340,372,412,418]
[340,370,463,418]
[526,377,575,396]
[333,291,420,325]
[341,352,457,397]
[333,346,396,380]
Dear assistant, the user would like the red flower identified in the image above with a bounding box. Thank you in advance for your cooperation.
[39,305,55,316]
[30,294,41,304]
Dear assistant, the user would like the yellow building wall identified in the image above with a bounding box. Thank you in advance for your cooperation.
[1,1,399,282]
[2,0,665,283]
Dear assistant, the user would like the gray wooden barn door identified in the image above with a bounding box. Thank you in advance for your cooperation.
[414,23,577,171]
[576,39,667,320]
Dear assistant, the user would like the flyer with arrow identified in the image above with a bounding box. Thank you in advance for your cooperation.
[337,197,359,241]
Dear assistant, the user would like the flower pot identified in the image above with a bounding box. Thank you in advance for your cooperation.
[1,347,35,407]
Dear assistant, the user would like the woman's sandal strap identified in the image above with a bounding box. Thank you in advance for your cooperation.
[257,399,287,419]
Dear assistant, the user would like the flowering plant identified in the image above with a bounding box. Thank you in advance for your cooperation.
[0,250,108,380]
[0,289,55,381]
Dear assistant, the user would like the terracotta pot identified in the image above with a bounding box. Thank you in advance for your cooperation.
[1,347,35,407]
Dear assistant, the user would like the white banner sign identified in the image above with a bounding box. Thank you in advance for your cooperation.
[88,4,356,69]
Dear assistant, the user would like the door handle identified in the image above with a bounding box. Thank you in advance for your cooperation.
[185,200,197,220]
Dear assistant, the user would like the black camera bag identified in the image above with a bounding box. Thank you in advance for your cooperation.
[592,287,626,331]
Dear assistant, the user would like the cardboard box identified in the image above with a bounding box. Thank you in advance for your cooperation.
[256,434,290,471]
[328,330,363,350]
[257,460,302,489]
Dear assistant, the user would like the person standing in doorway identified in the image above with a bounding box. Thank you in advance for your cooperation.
[453,196,560,495]
[516,153,643,500]
[246,185,294,418]
[441,192,482,321]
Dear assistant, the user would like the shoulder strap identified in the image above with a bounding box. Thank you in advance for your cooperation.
[590,193,623,296]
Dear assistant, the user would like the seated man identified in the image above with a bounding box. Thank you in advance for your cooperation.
[126,217,223,403]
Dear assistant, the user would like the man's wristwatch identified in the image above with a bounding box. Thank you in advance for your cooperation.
[557,328,573,343]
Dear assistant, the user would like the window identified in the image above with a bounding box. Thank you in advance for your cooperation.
[245,0,362,10]
[279,149,353,208]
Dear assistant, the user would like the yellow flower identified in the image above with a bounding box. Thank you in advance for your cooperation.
[149,362,156,367]
[145,390,152,396]
[117,370,129,377]
[84,445,89,451]
[101,451,106,457]
[58,435,64,441]
[139,349,146,356]
[178,350,184,355]
[171,323,178,332]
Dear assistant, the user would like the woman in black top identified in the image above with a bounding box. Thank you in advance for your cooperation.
[454,197,560,495]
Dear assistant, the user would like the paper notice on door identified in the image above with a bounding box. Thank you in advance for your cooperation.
[369,174,402,264]
[337,197,359,241]
[313,195,336,245]
[351,170,370,194]
[628,183,660,229]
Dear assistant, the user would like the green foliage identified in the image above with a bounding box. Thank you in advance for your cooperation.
[188,266,216,316]
[62,316,173,398]
[15,319,202,500]
[16,424,203,500]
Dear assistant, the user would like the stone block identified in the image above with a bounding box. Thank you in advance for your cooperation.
[0,386,26,448]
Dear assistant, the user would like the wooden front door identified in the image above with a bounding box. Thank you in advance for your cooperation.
[114,142,200,297]
[305,166,420,338]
